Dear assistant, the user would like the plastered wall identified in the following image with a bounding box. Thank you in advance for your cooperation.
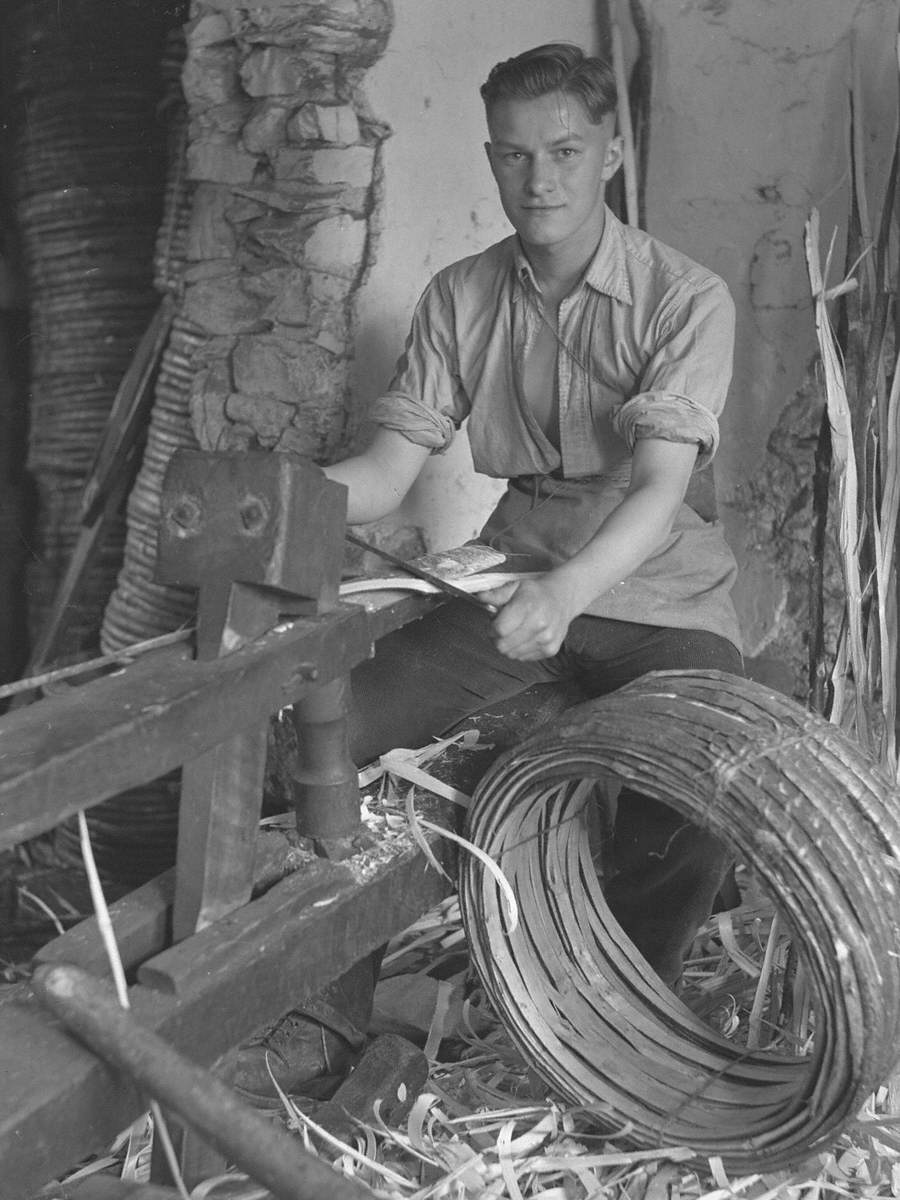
[352,0,898,666]
[352,1,598,549]
[642,0,897,656]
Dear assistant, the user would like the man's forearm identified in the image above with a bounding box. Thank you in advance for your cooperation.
[548,480,685,614]
[545,439,700,617]
[323,428,431,525]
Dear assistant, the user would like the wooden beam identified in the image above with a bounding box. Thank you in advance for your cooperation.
[33,832,305,977]
[0,596,430,850]
[35,869,176,976]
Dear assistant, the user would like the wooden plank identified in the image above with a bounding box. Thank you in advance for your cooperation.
[33,831,302,977]
[0,596,433,850]
[137,857,360,998]
[0,823,455,1197]
[35,870,175,975]
[0,606,374,850]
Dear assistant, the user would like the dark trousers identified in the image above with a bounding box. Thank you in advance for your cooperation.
[350,602,743,985]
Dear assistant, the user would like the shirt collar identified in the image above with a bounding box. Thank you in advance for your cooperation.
[511,205,633,305]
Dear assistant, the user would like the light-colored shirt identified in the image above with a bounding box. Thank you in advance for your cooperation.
[370,207,742,650]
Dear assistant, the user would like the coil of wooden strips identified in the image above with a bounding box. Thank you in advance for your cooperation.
[458,670,900,1171]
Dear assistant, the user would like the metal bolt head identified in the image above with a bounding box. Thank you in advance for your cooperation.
[239,494,269,535]
[167,495,202,537]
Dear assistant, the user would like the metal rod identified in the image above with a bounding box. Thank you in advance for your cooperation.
[0,628,194,702]
[33,964,376,1200]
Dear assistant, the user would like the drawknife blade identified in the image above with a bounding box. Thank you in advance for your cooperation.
[344,532,499,613]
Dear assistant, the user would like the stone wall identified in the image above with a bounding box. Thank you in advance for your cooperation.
[180,0,393,467]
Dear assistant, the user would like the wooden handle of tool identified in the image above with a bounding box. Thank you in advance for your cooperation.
[32,964,375,1200]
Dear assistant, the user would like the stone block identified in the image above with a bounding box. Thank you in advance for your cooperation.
[190,364,230,452]
[310,306,352,351]
[232,334,349,414]
[185,12,232,49]
[182,43,241,109]
[192,99,251,138]
[310,146,374,188]
[224,194,271,225]
[244,212,326,266]
[315,329,345,356]
[225,391,293,445]
[187,136,259,185]
[287,103,360,146]
[183,274,267,336]
[183,260,235,282]
[242,102,290,154]
[303,215,367,279]
[233,181,341,214]
[243,268,311,326]
[273,424,321,458]
[270,149,311,181]
[240,47,337,101]
[187,183,237,260]
[269,290,312,327]
[228,0,391,64]
[308,270,357,304]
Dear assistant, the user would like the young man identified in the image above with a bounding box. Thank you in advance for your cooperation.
[236,42,743,1101]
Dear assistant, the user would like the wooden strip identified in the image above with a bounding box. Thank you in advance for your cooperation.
[80,297,176,526]
[0,628,193,703]
[35,869,176,975]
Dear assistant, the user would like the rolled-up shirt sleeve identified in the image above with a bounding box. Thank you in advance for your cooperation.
[369,272,471,454]
[611,277,735,469]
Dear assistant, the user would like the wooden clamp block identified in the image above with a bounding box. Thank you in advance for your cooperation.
[157,449,347,661]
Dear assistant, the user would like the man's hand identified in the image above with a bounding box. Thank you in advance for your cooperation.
[476,574,578,661]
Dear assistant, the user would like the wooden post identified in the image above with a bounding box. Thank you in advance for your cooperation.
[290,675,362,857]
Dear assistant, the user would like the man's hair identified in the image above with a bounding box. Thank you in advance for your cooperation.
[480,43,617,124]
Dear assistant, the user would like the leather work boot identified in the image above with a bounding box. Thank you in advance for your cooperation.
[233,955,378,1106]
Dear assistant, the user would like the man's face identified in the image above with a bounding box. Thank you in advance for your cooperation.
[485,91,622,257]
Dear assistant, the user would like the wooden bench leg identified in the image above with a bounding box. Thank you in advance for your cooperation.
[161,711,269,1181]
[172,725,269,941]
[156,727,268,1186]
